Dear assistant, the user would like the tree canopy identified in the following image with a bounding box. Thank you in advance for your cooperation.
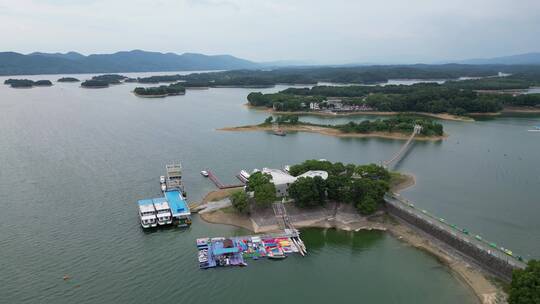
[287,160,391,215]
[134,83,186,97]
[246,172,276,207]
[509,260,540,304]
[231,191,249,214]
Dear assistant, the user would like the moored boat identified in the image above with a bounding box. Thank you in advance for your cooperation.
[138,200,157,228]
[153,198,172,225]
[201,170,209,177]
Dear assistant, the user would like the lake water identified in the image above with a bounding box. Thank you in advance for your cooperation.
[1,72,539,303]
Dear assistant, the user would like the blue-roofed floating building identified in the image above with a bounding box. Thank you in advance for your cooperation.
[165,190,191,226]
[137,163,191,229]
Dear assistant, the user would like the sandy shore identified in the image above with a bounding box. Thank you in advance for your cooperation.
[246,104,474,122]
[219,124,447,141]
[197,175,506,304]
[502,106,540,114]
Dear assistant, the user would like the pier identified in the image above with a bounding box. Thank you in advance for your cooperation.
[385,193,526,282]
[206,169,245,189]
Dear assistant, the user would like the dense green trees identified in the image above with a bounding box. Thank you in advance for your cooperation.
[263,115,444,136]
[247,92,323,111]
[288,160,391,214]
[81,74,127,88]
[33,80,52,86]
[91,74,127,84]
[4,79,52,88]
[133,83,186,97]
[57,77,80,82]
[336,117,444,136]
[509,260,540,304]
[246,172,276,207]
[231,191,249,214]
[288,176,327,208]
[173,64,540,88]
[249,83,514,114]
[81,80,109,88]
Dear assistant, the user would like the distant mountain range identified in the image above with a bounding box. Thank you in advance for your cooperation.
[0,50,258,76]
[457,52,540,65]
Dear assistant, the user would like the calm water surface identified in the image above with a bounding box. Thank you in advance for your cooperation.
[1,72,539,303]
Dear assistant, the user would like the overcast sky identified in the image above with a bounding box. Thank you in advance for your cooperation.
[1,0,539,64]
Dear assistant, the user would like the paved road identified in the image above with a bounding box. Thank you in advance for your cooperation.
[385,193,526,269]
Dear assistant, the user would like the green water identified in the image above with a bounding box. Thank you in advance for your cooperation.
[2,72,539,303]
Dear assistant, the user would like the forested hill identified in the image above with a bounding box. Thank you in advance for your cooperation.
[0,50,257,75]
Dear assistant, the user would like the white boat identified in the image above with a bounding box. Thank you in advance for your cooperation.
[153,200,172,225]
[239,170,250,180]
[160,176,166,184]
[161,184,167,192]
[283,165,291,172]
[528,126,540,132]
[138,201,157,228]
[201,170,209,177]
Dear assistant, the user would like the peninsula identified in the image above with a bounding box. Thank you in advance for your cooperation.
[193,160,511,303]
[220,115,446,140]
[246,78,540,121]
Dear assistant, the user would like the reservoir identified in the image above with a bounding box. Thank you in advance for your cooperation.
[1,72,539,303]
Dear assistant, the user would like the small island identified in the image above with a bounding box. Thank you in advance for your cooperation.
[220,115,446,141]
[133,83,186,97]
[81,74,127,88]
[4,79,53,88]
[57,77,80,82]
[33,80,53,86]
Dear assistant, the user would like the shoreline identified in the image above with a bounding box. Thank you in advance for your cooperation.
[502,106,540,114]
[218,124,447,141]
[197,175,505,304]
[245,104,475,122]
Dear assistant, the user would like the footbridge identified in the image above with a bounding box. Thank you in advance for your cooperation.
[385,193,526,281]
[383,124,422,168]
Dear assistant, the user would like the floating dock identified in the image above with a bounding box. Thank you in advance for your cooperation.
[137,163,191,228]
[197,230,306,269]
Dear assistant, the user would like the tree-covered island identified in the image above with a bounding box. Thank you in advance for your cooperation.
[4,79,53,88]
[57,77,80,82]
[133,83,186,97]
[81,74,127,88]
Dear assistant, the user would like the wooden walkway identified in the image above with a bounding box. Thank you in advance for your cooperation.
[206,170,245,189]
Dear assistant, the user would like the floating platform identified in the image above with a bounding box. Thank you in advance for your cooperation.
[137,163,191,229]
[197,231,305,269]
[165,190,191,226]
